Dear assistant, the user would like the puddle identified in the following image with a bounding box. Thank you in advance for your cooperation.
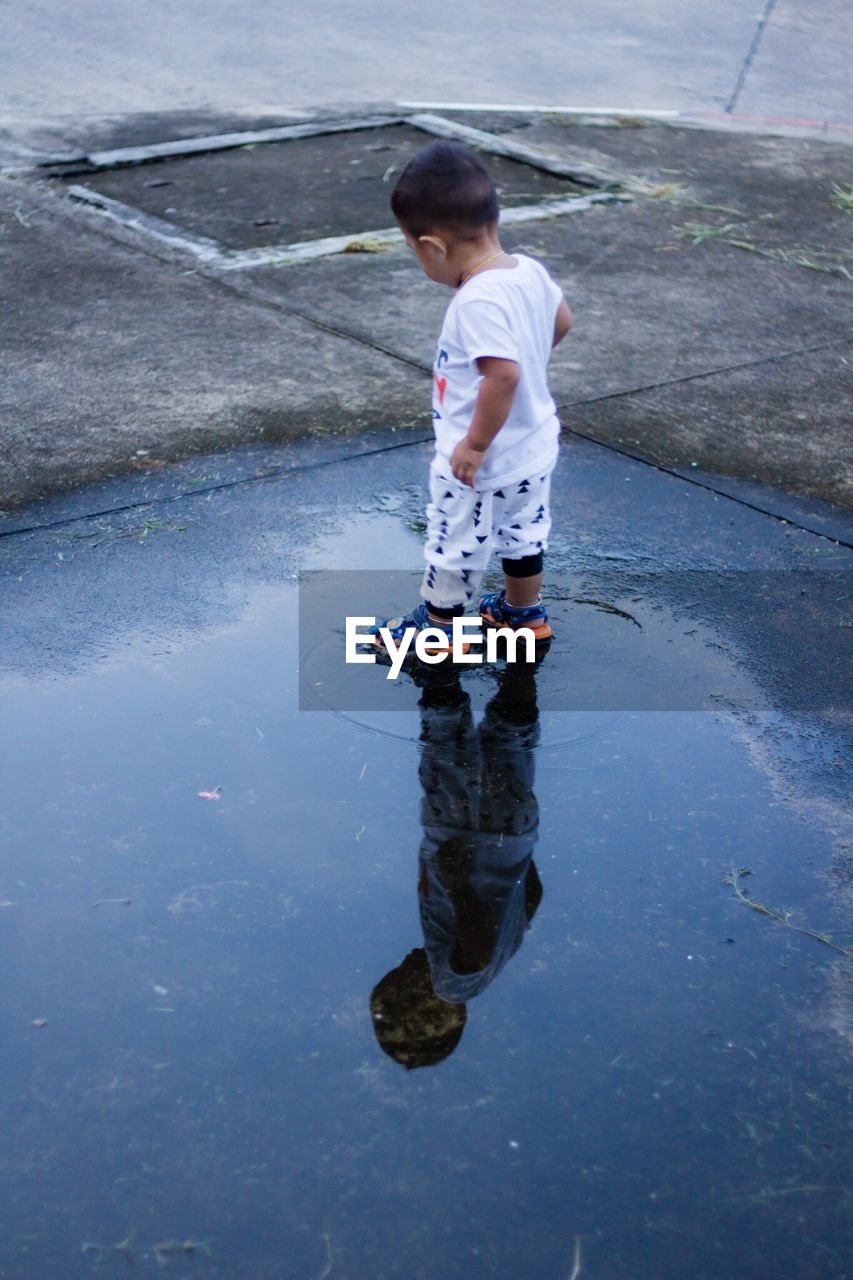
[1,440,851,1279]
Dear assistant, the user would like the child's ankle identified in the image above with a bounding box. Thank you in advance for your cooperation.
[426,601,465,625]
[504,593,542,611]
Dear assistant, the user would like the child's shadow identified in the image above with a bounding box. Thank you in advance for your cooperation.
[371,654,546,1070]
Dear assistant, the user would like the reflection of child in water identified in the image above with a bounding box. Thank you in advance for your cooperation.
[371,661,543,1070]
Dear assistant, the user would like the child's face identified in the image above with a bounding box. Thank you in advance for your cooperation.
[401,227,458,287]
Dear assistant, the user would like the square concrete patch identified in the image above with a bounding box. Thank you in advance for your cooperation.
[61,123,585,251]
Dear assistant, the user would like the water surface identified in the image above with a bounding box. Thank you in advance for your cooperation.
[1,437,850,1279]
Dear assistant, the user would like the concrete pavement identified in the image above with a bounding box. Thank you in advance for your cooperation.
[1,0,850,135]
[1,109,850,518]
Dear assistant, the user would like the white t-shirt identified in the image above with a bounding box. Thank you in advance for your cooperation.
[431,253,564,490]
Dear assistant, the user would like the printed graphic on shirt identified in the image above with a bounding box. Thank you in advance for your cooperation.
[432,348,449,421]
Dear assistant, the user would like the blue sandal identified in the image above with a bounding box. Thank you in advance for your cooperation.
[370,604,471,657]
[478,590,552,641]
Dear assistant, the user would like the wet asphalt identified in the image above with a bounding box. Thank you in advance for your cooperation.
[1,427,851,1279]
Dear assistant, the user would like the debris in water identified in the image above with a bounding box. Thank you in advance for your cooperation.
[571,596,641,627]
[316,1232,333,1280]
[154,1237,213,1261]
[567,1235,583,1280]
[721,866,852,955]
[197,787,222,800]
[31,1018,48,1029]
[342,236,393,254]
[94,897,131,907]
[82,1229,136,1258]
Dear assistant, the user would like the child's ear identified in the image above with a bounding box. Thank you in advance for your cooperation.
[418,234,447,258]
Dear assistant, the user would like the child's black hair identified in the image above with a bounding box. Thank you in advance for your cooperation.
[391,140,499,239]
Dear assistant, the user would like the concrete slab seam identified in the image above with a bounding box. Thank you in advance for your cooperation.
[9,173,437,374]
[557,423,853,549]
[0,434,435,540]
[401,102,683,118]
[203,269,434,375]
[3,406,851,548]
[558,337,853,413]
[725,0,779,115]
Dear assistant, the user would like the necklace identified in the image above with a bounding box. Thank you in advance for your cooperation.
[458,249,507,288]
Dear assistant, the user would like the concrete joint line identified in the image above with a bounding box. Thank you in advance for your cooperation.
[558,337,853,412]
[559,420,853,549]
[218,225,406,269]
[0,434,435,541]
[726,0,779,114]
[3,421,849,549]
[207,271,433,375]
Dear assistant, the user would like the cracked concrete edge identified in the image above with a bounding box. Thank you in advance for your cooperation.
[66,184,223,260]
[63,184,630,272]
[5,100,850,175]
[7,109,620,192]
[82,114,403,169]
[47,111,614,188]
[0,102,397,169]
[398,102,853,146]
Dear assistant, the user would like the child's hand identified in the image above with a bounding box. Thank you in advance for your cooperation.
[450,439,487,488]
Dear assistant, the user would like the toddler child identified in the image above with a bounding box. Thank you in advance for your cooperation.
[373,140,572,652]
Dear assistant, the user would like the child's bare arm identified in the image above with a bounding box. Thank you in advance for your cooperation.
[553,299,573,347]
[449,357,520,487]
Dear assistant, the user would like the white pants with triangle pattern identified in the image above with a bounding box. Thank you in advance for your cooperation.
[420,461,554,609]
